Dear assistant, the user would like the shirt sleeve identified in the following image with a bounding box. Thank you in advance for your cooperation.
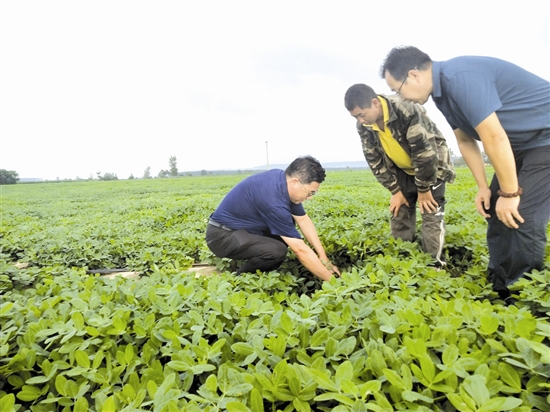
[261,205,302,238]
[358,126,400,194]
[446,71,503,128]
[401,102,440,191]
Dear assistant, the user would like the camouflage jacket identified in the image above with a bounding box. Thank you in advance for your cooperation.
[356,95,456,194]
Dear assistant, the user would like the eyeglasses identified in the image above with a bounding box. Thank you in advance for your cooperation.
[299,180,318,197]
[396,74,408,96]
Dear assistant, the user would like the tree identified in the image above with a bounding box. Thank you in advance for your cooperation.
[158,169,169,178]
[101,172,118,181]
[169,156,178,177]
[128,173,135,180]
[143,166,151,179]
[0,169,19,185]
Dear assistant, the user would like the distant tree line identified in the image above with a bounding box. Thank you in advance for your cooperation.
[0,169,19,185]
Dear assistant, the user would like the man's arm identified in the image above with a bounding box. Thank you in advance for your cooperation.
[473,113,523,229]
[398,99,441,214]
[454,127,492,218]
[280,214,339,281]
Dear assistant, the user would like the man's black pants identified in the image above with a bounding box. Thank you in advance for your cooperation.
[486,145,550,293]
[206,224,288,274]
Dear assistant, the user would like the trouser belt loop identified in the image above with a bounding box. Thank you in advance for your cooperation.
[208,219,233,231]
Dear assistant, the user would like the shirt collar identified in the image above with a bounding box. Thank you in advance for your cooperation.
[432,61,442,98]
[365,95,390,131]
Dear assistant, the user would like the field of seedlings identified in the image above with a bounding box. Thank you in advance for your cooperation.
[1,168,549,412]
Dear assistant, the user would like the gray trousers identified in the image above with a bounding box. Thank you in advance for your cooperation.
[486,145,550,292]
[391,169,447,266]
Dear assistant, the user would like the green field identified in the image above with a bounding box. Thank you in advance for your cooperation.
[1,169,549,411]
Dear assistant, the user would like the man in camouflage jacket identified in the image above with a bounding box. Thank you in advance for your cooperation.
[344,83,455,266]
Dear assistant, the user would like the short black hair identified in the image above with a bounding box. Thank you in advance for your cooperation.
[285,155,326,184]
[344,84,377,111]
[380,46,432,81]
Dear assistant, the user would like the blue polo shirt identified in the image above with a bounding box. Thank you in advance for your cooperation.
[431,57,550,150]
[211,169,305,238]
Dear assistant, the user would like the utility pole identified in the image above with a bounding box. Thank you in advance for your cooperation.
[265,141,269,170]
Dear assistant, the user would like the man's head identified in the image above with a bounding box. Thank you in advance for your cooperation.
[344,84,382,125]
[285,156,325,203]
[380,46,433,104]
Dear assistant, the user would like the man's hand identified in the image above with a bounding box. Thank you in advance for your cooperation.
[496,196,523,229]
[475,188,492,218]
[417,191,439,214]
[390,191,409,217]
[321,259,340,276]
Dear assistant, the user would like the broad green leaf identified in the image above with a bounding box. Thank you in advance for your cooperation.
[404,337,427,357]
[103,396,116,411]
[479,315,499,335]
[402,390,434,403]
[419,354,435,383]
[204,374,217,392]
[462,375,490,407]
[515,318,537,339]
[272,388,295,402]
[335,361,354,383]
[64,379,79,398]
[16,385,42,402]
[0,302,14,316]
[55,374,67,396]
[310,328,329,348]
[498,397,524,410]
[122,383,136,400]
[166,361,190,371]
[125,344,134,363]
[71,311,85,331]
[147,380,158,398]
[254,373,274,392]
[369,349,387,377]
[272,335,286,358]
[314,392,355,405]
[73,396,89,412]
[308,369,339,392]
[448,393,475,412]
[442,344,459,366]
[289,376,301,397]
[339,379,358,396]
[190,364,216,374]
[92,350,104,369]
[26,375,51,385]
[0,393,15,412]
[75,349,90,369]
[210,338,227,354]
[518,338,550,363]
[280,311,294,334]
[225,383,254,397]
[249,388,264,412]
[232,342,255,356]
[498,363,521,389]
[226,402,251,412]
[382,368,406,391]
[359,380,381,398]
[292,398,312,412]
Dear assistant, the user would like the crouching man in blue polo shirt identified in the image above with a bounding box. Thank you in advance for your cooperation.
[206,155,340,280]
[380,46,550,303]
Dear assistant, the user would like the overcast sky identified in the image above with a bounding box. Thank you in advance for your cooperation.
[1,0,549,180]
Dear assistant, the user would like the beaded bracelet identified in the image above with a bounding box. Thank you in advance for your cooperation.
[497,187,523,198]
